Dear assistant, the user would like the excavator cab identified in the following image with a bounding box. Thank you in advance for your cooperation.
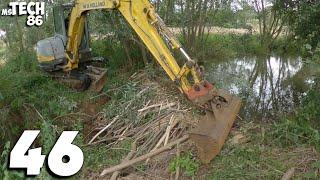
[36,4,107,92]
[52,4,91,60]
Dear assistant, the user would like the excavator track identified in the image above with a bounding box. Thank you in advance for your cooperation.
[48,66,107,92]
[49,71,91,91]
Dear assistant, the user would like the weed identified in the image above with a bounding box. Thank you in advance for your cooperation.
[270,119,320,150]
[0,142,24,179]
[169,152,200,177]
[83,139,133,174]
[303,161,320,179]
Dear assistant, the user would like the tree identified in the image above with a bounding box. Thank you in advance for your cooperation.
[176,0,220,53]
[250,0,287,50]
[284,0,320,50]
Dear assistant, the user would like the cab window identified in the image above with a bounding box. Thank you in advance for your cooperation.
[53,6,65,35]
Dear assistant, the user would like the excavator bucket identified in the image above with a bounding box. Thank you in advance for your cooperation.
[187,82,241,164]
[85,66,108,92]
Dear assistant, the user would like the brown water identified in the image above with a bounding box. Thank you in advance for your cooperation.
[205,56,314,121]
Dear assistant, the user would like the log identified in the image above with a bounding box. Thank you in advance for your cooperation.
[110,143,137,180]
[100,135,189,177]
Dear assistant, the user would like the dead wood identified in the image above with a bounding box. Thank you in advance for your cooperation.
[110,143,137,180]
[88,116,119,145]
[100,135,189,177]
[138,102,176,113]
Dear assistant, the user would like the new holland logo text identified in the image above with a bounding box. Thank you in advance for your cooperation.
[83,2,105,9]
[1,2,45,27]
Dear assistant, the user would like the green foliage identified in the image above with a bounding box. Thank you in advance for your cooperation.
[209,146,272,179]
[287,1,320,50]
[270,119,320,150]
[0,142,24,179]
[270,37,300,55]
[270,78,320,150]
[303,171,318,179]
[91,40,129,71]
[281,0,320,59]
[0,49,88,154]
[169,152,200,177]
[213,2,255,29]
[91,39,145,73]
[83,139,133,172]
[303,43,320,62]
[102,76,157,125]
[302,161,320,179]
[297,80,320,128]
[192,34,265,59]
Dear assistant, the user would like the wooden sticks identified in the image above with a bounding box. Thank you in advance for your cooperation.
[100,135,189,177]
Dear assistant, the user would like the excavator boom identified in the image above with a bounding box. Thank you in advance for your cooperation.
[36,0,241,163]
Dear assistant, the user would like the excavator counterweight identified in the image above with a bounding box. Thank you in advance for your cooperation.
[36,0,241,163]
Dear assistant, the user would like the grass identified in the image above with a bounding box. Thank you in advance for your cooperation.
[169,151,200,177]
[206,121,320,179]
[0,41,5,66]
[0,51,92,178]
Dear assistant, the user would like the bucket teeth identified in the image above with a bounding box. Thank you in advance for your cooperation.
[85,66,108,92]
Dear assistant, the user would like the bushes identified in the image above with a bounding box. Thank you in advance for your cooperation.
[183,34,294,60]
[297,78,320,128]
[270,78,320,150]
[91,39,146,75]
[271,37,301,55]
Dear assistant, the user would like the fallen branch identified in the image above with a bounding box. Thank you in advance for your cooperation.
[100,135,189,177]
[138,102,176,113]
[88,116,119,145]
[164,115,175,146]
[110,143,137,180]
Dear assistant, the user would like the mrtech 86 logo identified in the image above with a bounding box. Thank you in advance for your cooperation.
[1,1,45,27]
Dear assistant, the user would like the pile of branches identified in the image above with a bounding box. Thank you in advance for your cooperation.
[86,72,196,179]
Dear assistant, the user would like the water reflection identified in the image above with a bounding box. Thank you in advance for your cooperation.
[206,56,312,121]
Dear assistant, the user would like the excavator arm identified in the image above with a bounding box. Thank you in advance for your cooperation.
[65,0,209,101]
[63,0,242,163]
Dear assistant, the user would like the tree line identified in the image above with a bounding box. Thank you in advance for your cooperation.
[0,0,319,61]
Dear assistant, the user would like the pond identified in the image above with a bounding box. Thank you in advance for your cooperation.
[205,56,314,122]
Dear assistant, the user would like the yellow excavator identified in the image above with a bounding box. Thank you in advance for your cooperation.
[36,0,241,163]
